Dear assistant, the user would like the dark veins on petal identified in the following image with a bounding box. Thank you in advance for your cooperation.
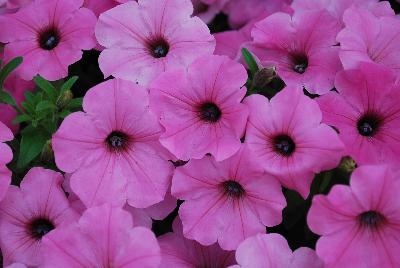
[199,102,222,123]
[273,134,296,156]
[39,27,61,50]
[222,180,245,198]
[29,218,55,240]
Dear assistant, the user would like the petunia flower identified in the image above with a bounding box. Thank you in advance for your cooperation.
[0,121,13,202]
[41,204,161,268]
[52,79,174,208]
[95,0,215,86]
[230,233,323,268]
[0,167,78,266]
[291,0,394,23]
[337,6,400,74]
[159,218,236,267]
[308,165,400,267]
[317,63,400,165]
[0,0,97,81]
[191,0,222,24]
[244,88,344,198]
[249,10,341,94]
[0,0,31,14]
[172,146,286,250]
[149,54,248,161]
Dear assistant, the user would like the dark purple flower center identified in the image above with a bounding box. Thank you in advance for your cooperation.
[358,210,386,229]
[357,113,382,137]
[106,131,130,151]
[39,27,61,50]
[147,36,170,58]
[222,180,245,198]
[29,218,55,240]
[291,54,308,74]
[273,134,296,156]
[199,102,222,123]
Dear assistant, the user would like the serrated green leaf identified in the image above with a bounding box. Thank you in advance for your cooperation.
[33,75,57,101]
[60,76,78,94]
[12,114,32,124]
[241,48,259,76]
[66,97,83,110]
[17,127,50,168]
[0,57,23,86]
[36,100,56,111]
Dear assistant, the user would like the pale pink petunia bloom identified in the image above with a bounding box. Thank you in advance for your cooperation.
[249,10,342,94]
[172,146,286,250]
[0,73,35,133]
[229,233,323,268]
[308,165,400,267]
[337,6,400,74]
[159,218,236,267]
[0,0,97,81]
[41,204,161,268]
[0,167,78,266]
[95,0,215,86]
[223,0,292,29]
[291,0,394,23]
[244,88,344,198]
[0,121,13,202]
[318,63,400,166]
[150,55,248,161]
[52,79,174,208]
[83,0,129,17]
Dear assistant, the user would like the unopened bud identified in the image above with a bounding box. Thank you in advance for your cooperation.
[252,67,277,89]
[40,140,54,164]
[57,90,73,108]
[339,156,357,173]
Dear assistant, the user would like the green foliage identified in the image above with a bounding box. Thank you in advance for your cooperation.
[0,57,83,170]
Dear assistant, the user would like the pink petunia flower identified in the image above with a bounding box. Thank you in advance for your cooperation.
[83,0,129,17]
[52,79,174,208]
[230,233,323,268]
[0,121,12,202]
[291,0,394,23]
[159,218,236,267]
[41,204,161,268]
[191,0,222,24]
[317,63,400,165]
[308,165,400,267]
[337,6,400,74]
[0,0,31,14]
[95,0,215,86]
[149,55,248,161]
[249,10,342,94]
[0,167,78,266]
[0,0,97,81]
[172,146,286,250]
[244,88,344,198]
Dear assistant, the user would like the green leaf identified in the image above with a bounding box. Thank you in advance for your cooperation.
[241,48,259,76]
[0,57,23,86]
[0,89,17,107]
[66,97,83,110]
[17,126,50,168]
[36,100,56,111]
[33,75,57,101]
[59,110,71,118]
[60,76,78,94]
[24,91,36,104]
[21,101,36,115]
[12,114,32,124]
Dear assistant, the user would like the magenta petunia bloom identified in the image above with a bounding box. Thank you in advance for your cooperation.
[249,10,341,94]
[53,79,174,208]
[308,165,400,267]
[318,63,400,165]
[291,0,394,23]
[244,88,344,198]
[337,6,400,74]
[159,219,236,267]
[0,168,78,266]
[41,204,161,268]
[191,0,222,24]
[0,0,31,14]
[95,0,215,86]
[172,146,286,250]
[150,55,248,161]
[230,233,323,268]
[0,0,97,81]
[0,121,13,202]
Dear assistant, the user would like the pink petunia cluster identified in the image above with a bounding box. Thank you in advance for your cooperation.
[0,0,400,267]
